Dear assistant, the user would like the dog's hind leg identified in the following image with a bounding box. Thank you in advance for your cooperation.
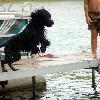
[1,60,8,72]
[8,51,21,71]
[4,46,20,71]
[8,63,19,71]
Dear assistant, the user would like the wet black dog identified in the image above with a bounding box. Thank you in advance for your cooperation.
[1,8,54,72]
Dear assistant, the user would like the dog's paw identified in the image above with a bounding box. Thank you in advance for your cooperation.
[12,68,19,71]
[2,69,8,72]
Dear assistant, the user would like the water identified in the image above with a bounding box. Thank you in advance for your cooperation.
[1,1,100,100]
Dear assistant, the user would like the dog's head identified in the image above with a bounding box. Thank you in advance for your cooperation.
[31,8,54,27]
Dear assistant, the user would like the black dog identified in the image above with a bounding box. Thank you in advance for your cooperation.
[1,8,54,72]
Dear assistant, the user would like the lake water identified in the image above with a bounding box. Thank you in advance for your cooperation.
[1,1,100,100]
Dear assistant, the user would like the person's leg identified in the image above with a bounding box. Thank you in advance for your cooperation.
[91,29,98,58]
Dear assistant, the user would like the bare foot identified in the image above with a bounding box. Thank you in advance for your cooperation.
[92,54,97,59]
[83,52,97,59]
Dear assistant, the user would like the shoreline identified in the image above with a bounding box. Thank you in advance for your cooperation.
[0,0,83,3]
[0,0,64,3]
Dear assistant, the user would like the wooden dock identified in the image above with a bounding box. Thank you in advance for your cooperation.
[0,52,100,81]
[0,52,100,92]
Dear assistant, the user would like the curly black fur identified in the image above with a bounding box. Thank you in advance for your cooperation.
[1,8,54,72]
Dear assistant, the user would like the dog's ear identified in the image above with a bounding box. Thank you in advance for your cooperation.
[31,12,35,18]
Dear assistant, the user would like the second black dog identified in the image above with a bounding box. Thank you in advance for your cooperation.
[1,8,54,72]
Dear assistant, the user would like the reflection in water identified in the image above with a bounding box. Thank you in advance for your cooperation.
[44,69,93,100]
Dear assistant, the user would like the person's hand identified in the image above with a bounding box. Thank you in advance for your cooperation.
[86,16,91,24]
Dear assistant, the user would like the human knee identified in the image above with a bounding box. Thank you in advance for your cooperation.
[91,35,97,39]
[91,31,98,39]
